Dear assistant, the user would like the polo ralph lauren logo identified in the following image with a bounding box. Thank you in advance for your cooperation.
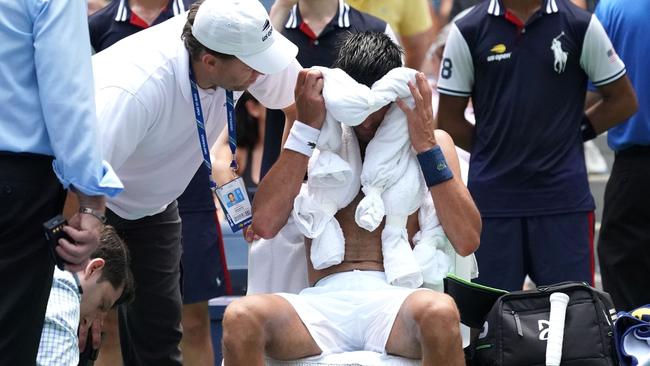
[551,32,568,74]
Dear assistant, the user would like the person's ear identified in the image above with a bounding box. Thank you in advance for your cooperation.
[85,258,106,279]
[201,52,218,69]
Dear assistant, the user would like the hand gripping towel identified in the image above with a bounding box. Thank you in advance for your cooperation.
[307,66,376,189]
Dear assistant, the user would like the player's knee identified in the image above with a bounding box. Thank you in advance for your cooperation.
[415,293,460,334]
[222,299,265,344]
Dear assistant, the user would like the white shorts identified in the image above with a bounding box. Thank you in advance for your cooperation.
[277,270,429,355]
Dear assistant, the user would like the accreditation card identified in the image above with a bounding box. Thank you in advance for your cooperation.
[214,176,252,233]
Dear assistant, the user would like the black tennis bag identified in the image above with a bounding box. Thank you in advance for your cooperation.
[470,282,619,366]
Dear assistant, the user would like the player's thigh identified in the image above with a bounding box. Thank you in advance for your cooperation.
[385,290,458,359]
[224,294,321,360]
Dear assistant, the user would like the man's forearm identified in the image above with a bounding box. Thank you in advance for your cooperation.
[430,179,481,257]
[72,187,106,212]
[586,76,638,135]
[253,68,326,238]
[402,31,432,70]
[437,94,474,151]
[427,131,480,257]
[439,117,474,152]
[584,90,602,110]
[398,76,480,255]
[251,150,308,238]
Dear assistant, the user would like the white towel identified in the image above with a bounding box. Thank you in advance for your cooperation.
[292,127,362,269]
[294,66,430,281]
[307,66,375,188]
[412,191,481,292]
[247,216,309,295]
[314,66,395,126]
[354,104,413,231]
[381,154,426,288]
[355,69,419,232]
[412,192,453,291]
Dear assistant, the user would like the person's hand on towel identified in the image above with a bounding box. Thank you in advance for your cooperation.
[295,68,326,130]
[395,72,437,154]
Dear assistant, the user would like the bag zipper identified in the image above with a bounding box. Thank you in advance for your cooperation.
[512,310,523,337]
[502,282,588,302]
[591,292,615,357]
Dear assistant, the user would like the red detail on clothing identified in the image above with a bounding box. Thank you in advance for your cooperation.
[299,22,318,41]
[129,12,150,29]
[214,212,233,295]
[504,10,525,32]
[587,211,595,287]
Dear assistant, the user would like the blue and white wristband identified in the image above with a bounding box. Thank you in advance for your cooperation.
[417,145,453,187]
[284,121,320,158]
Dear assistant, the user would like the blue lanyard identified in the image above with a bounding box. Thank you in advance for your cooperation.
[225,90,238,171]
[189,66,238,190]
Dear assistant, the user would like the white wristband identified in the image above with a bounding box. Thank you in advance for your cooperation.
[284,121,320,157]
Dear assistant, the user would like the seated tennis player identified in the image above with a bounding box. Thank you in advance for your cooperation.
[221,32,481,366]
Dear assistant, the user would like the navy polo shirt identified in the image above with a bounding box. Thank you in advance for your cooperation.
[89,0,192,52]
[283,0,389,68]
[260,0,391,178]
[438,0,625,217]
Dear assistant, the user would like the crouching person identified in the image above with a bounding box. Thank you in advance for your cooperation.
[221,32,481,366]
[37,226,134,366]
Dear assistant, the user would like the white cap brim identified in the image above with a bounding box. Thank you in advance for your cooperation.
[238,32,298,75]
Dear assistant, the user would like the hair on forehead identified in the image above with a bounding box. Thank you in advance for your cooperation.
[332,31,403,87]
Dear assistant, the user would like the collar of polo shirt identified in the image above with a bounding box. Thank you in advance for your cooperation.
[486,0,560,16]
[284,0,351,29]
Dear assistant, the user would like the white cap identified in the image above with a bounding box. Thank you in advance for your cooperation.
[191,0,298,75]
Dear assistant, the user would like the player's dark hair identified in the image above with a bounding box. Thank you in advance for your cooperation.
[332,32,403,87]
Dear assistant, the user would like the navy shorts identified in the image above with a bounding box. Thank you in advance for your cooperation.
[180,210,229,304]
[178,166,229,304]
[474,212,595,291]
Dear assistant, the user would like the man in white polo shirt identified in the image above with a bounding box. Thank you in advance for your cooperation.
[91,0,300,363]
